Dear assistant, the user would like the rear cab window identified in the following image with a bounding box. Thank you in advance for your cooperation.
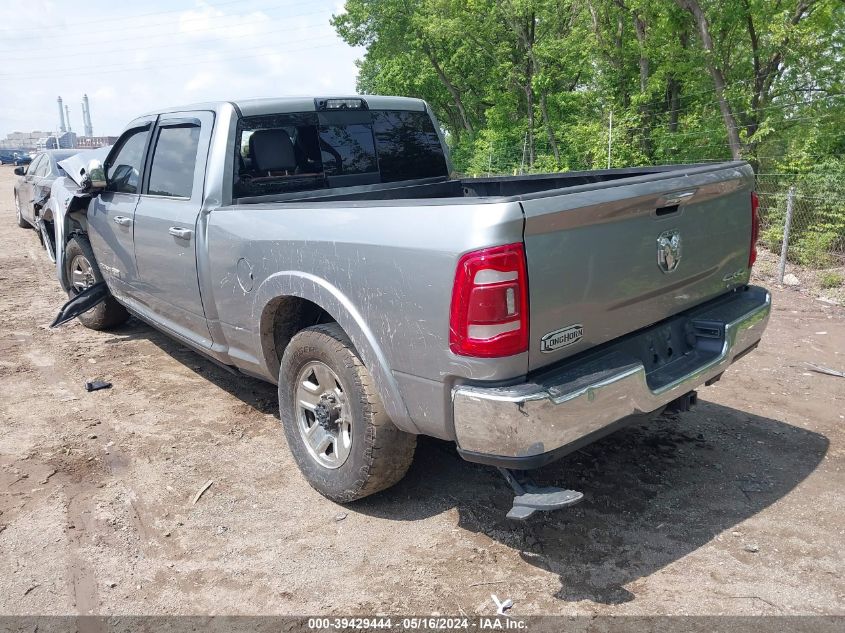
[233,104,448,199]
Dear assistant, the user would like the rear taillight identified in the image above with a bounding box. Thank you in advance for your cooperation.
[449,243,529,357]
[749,191,760,268]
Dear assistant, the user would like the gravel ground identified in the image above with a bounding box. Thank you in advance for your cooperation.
[0,165,843,617]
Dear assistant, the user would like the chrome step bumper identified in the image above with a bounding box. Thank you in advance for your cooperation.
[452,286,771,468]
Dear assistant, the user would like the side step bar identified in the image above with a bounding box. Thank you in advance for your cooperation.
[497,468,583,520]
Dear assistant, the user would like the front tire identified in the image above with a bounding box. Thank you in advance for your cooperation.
[64,235,129,330]
[279,323,416,502]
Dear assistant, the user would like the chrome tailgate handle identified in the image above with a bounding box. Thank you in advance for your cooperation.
[168,227,193,240]
[658,190,697,206]
[113,216,132,226]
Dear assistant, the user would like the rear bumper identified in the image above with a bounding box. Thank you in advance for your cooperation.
[452,285,771,469]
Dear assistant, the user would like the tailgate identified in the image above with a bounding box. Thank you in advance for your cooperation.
[522,162,755,372]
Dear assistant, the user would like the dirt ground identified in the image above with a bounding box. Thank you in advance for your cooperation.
[0,165,843,617]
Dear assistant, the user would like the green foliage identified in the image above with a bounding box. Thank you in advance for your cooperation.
[819,271,843,289]
[333,0,843,169]
[794,232,839,268]
[795,163,845,262]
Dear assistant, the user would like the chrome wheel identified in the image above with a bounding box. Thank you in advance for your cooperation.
[69,254,95,294]
[295,360,352,469]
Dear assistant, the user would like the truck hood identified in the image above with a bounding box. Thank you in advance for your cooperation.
[57,146,110,187]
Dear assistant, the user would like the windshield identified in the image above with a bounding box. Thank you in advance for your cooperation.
[233,109,448,199]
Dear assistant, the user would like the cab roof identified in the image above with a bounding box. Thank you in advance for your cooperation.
[143,95,427,118]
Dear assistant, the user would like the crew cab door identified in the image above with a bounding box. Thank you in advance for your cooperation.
[132,111,213,345]
[32,154,58,218]
[87,117,155,297]
[17,154,45,224]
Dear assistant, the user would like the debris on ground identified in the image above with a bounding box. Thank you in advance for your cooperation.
[491,594,513,615]
[806,363,845,378]
[85,380,112,392]
[743,544,760,553]
[782,273,800,286]
[192,479,214,504]
[470,579,506,588]
[334,512,347,522]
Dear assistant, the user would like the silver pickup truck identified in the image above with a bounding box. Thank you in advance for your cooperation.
[49,95,770,518]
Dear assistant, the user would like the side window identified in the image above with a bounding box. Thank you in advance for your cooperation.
[26,155,44,176]
[106,126,150,194]
[35,156,51,177]
[146,124,201,198]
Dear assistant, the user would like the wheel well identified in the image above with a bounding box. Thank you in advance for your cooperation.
[260,296,334,377]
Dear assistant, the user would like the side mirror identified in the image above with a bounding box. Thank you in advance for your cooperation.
[84,159,107,190]
[13,167,24,176]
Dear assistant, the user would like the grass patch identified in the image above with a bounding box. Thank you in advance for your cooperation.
[819,271,843,289]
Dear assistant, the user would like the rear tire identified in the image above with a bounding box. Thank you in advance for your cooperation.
[279,323,416,502]
[15,194,30,228]
[64,235,129,330]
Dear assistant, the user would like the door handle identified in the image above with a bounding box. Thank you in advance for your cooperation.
[168,227,193,240]
[113,216,132,226]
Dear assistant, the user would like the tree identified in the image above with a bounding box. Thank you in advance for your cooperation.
[332,0,844,174]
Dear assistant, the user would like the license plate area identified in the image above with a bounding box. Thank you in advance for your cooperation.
[621,316,726,390]
[635,321,694,375]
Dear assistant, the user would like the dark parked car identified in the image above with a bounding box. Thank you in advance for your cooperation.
[0,150,32,165]
[13,150,78,235]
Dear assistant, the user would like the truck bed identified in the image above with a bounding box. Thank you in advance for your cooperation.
[237,163,731,204]
[222,160,755,377]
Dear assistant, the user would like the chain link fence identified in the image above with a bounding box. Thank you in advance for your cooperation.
[756,174,845,270]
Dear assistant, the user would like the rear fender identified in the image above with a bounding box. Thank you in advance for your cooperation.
[253,271,417,434]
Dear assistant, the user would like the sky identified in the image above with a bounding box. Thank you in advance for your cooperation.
[0,0,363,138]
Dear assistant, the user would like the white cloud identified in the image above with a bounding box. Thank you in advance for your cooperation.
[0,0,364,138]
[178,1,267,42]
[185,71,215,93]
[92,86,117,102]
